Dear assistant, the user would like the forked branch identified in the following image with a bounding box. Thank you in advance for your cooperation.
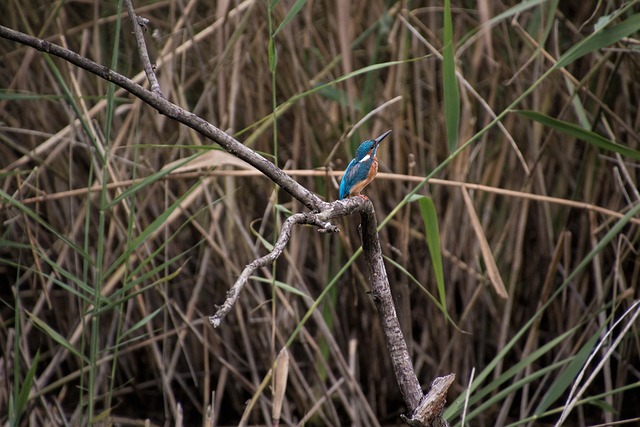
[0,22,453,427]
[209,210,340,327]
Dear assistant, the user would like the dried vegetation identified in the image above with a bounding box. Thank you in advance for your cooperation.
[1,0,640,426]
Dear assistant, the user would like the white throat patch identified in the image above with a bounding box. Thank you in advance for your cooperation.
[358,154,371,163]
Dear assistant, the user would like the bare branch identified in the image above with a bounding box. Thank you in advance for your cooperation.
[0,24,455,426]
[209,195,455,425]
[360,198,454,426]
[209,198,367,326]
[209,211,340,327]
[359,198,423,408]
[401,374,456,427]
[0,25,328,212]
[123,0,162,95]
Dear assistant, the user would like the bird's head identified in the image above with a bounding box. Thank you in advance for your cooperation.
[353,130,392,161]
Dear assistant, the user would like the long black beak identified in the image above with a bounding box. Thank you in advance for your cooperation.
[374,129,392,147]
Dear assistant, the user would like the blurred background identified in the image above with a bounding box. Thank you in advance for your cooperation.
[1,0,639,426]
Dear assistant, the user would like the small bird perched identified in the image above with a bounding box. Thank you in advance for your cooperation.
[339,130,391,199]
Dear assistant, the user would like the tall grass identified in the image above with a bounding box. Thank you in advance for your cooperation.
[1,0,640,426]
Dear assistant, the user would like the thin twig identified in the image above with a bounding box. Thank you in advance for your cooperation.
[208,211,339,327]
[209,198,370,326]
[123,0,162,95]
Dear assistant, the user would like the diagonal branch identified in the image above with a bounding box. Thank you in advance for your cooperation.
[0,24,328,213]
[209,197,366,326]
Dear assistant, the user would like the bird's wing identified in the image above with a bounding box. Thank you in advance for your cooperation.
[340,159,359,198]
[340,158,373,198]
[347,158,372,182]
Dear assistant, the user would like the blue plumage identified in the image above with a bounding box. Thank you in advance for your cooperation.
[339,130,391,199]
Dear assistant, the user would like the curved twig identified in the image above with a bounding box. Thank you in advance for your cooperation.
[209,211,340,327]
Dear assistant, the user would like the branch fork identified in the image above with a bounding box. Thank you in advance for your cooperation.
[210,195,454,426]
[208,209,340,328]
[0,16,454,426]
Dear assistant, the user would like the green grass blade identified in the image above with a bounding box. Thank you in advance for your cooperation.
[274,203,294,216]
[556,11,640,69]
[14,349,39,424]
[0,189,91,261]
[268,38,278,73]
[287,57,428,110]
[27,311,88,363]
[96,260,186,316]
[36,248,95,299]
[534,327,601,415]
[108,150,204,207]
[515,110,640,160]
[273,0,307,36]
[458,328,575,416]
[460,359,569,424]
[250,220,275,251]
[251,276,313,300]
[104,180,200,277]
[443,0,460,153]
[0,252,93,303]
[0,91,63,101]
[510,381,640,427]
[1,240,96,303]
[416,196,447,308]
[120,306,164,340]
[10,281,24,427]
[464,0,548,42]
[383,254,463,331]
[382,255,442,310]
[41,269,92,304]
[125,249,193,292]
[41,55,102,163]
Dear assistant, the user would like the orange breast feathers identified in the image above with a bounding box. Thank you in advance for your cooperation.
[348,154,379,196]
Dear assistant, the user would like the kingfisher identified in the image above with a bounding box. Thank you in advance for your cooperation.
[339,130,391,199]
